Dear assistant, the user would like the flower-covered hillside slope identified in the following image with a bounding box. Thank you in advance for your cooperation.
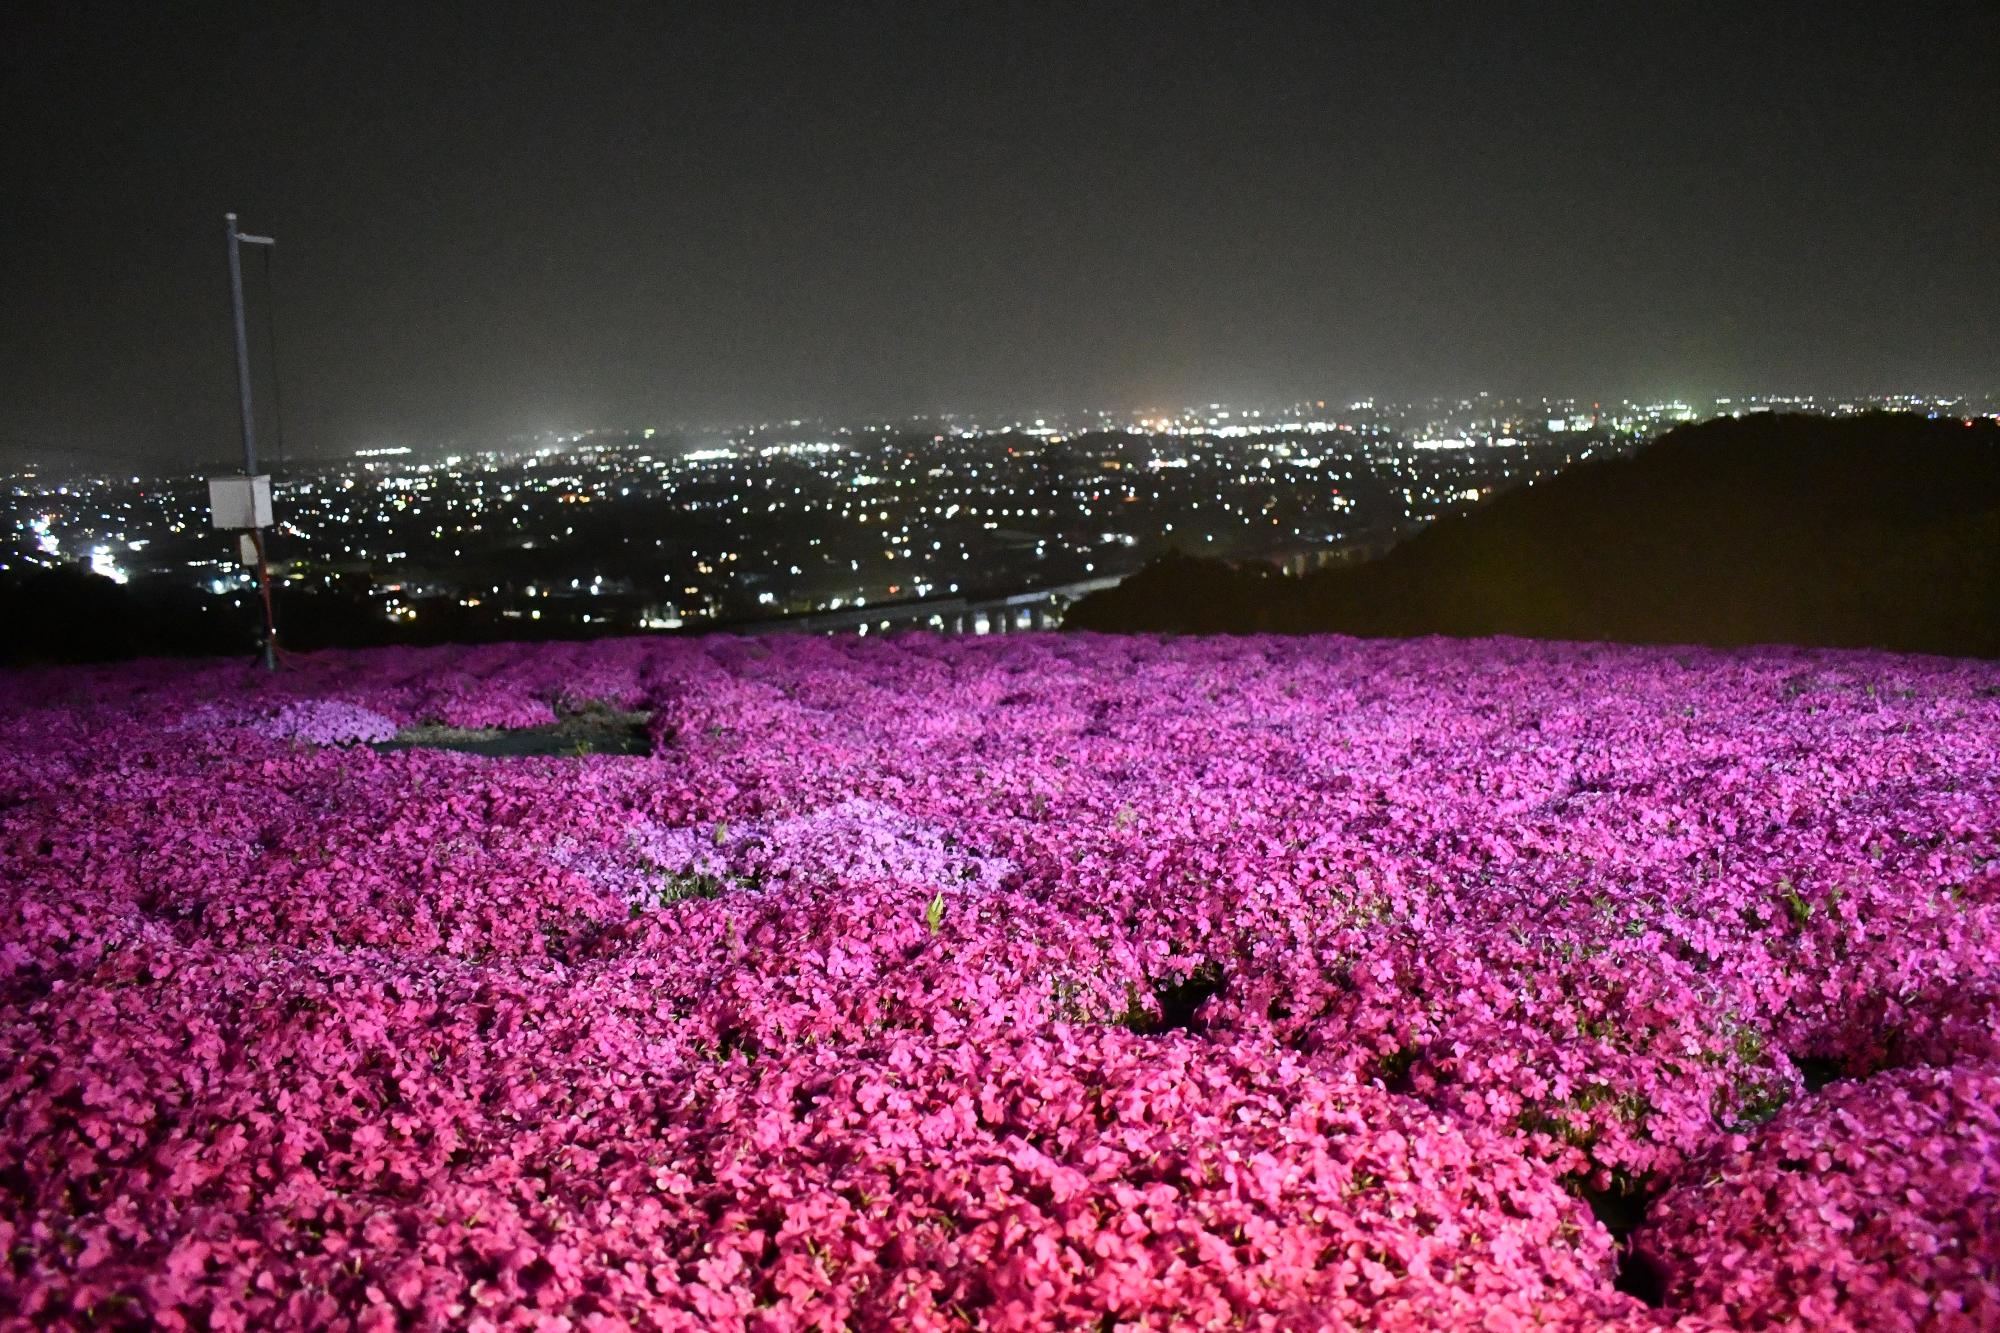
[2,634,1996,1332]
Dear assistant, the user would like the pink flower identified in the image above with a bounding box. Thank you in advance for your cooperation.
[2,632,1996,1329]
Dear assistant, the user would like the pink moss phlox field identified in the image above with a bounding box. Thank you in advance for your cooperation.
[1637,1062,2000,1330]
[1,633,1996,1331]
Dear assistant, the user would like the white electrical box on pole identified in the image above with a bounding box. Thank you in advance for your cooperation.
[208,475,273,529]
[206,211,279,670]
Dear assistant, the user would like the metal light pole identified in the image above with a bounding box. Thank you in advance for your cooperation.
[226,214,272,474]
[225,212,277,669]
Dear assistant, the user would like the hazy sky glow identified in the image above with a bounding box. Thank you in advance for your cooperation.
[3,2,1996,466]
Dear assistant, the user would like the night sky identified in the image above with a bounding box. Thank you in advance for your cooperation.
[3,2,1995,467]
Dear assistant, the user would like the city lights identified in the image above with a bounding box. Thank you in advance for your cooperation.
[7,392,1985,640]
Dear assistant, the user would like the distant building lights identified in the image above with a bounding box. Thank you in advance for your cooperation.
[88,545,128,584]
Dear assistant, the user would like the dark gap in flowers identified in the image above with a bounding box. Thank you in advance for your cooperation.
[517,1255,557,1295]
[713,1025,761,1062]
[1577,1177,1655,1240]
[1368,1045,1422,1096]
[538,914,612,965]
[1613,1242,1670,1308]
[373,705,653,757]
[1579,1174,1670,1305]
[1120,962,1227,1035]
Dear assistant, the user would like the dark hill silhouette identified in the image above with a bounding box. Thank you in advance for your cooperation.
[0,568,666,667]
[0,566,256,665]
[1067,413,2000,657]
